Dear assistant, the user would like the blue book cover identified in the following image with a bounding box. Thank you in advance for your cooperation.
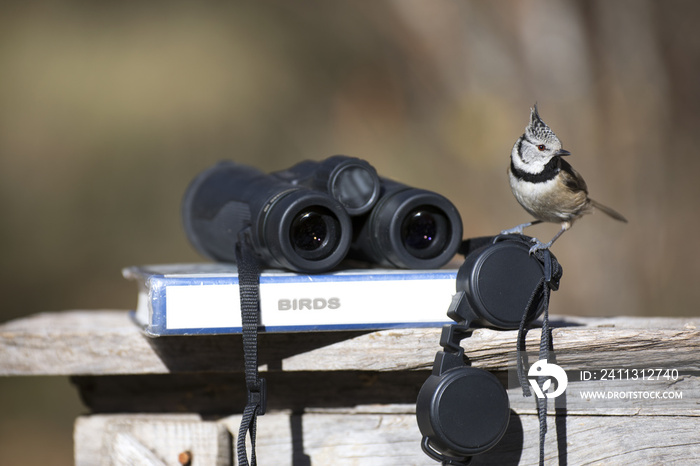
[124,264,457,336]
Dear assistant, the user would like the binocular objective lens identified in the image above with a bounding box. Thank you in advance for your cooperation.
[290,209,340,260]
[401,208,449,259]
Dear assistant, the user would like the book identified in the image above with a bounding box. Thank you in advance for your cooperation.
[124,264,457,336]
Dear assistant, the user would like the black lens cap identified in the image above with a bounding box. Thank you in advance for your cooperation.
[329,163,380,215]
[417,367,510,457]
[457,239,546,329]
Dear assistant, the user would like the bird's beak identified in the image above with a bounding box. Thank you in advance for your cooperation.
[555,149,571,156]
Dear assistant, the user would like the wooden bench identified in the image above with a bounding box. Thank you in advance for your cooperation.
[1,311,699,464]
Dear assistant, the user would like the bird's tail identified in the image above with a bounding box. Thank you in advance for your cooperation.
[590,199,627,223]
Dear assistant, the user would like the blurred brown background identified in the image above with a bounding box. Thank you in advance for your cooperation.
[1,1,698,464]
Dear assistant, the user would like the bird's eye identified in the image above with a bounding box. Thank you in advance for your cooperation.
[537,144,546,151]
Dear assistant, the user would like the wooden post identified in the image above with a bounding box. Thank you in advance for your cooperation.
[1,311,699,464]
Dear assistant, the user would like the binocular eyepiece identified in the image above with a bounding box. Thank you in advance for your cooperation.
[182,156,463,273]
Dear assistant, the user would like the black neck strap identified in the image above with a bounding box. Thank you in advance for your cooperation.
[235,228,266,466]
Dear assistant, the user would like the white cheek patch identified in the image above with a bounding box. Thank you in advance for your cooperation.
[512,146,550,175]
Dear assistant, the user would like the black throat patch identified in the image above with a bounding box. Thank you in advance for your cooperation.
[511,152,560,183]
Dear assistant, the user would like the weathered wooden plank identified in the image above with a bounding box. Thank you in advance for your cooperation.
[507,377,699,416]
[1,311,170,375]
[1,311,699,375]
[74,414,231,466]
[463,325,700,372]
[0,311,367,375]
[75,411,700,465]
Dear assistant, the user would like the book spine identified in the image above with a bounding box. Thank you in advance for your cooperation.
[143,272,457,335]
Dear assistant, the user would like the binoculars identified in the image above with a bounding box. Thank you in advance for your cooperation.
[182,156,463,273]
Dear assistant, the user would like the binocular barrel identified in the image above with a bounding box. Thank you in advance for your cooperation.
[349,178,463,269]
[182,161,353,273]
[182,157,463,271]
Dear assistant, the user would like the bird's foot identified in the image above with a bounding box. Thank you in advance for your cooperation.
[528,239,552,255]
[500,222,532,236]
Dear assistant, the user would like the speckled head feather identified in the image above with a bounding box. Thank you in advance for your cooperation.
[525,105,559,145]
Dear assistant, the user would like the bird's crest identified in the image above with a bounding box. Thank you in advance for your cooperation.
[526,104,559,144]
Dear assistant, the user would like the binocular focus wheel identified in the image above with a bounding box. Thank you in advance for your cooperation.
[417,366,510,458]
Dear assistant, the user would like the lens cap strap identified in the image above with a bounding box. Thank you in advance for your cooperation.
[235,228,266,466]
[516,276,545,396]
[515,248,561,466]
[516,247,562,393]
[536,275,551,466]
